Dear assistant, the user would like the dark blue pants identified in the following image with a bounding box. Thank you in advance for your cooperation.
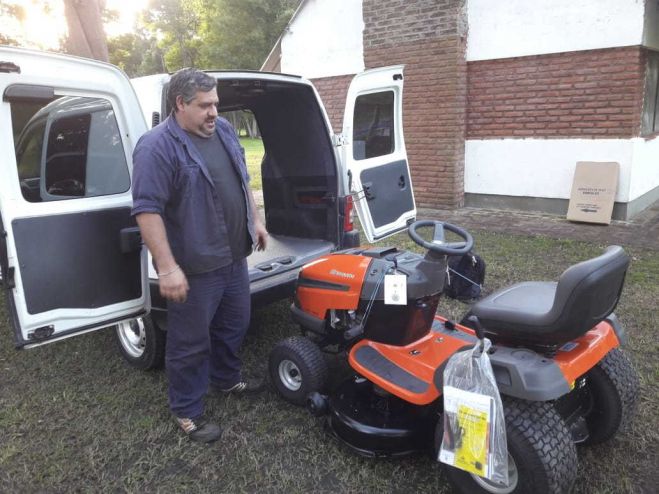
[165,258,250,419]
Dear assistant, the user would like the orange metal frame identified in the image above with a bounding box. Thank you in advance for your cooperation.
[348,316,621,406]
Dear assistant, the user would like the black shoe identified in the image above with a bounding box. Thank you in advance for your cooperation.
[214,378,265,395]
[174,415,222,443]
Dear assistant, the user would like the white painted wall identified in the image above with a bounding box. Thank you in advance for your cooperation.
[467,0,646,61]
[465,139,642,202]
[280,0,364,79]
[630,136,659,199]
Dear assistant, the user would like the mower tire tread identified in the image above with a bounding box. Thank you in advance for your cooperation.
[504,398,578,494]
[582,347,639,445]
[269,336,328,406]
[441,398,577,494]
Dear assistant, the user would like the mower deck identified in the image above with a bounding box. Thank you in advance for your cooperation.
[326,377,436,457]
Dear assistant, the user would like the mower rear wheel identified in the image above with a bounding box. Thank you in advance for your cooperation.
[581,347,639,445]
[269,336,328,406]
[438,398,577,494]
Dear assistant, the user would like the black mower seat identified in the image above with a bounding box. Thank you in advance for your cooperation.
[466,246,629,346]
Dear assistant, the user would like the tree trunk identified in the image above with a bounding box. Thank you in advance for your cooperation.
[63,0,109,62]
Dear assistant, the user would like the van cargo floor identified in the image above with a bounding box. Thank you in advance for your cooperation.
[247,234,334,281]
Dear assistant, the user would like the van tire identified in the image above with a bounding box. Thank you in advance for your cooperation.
[114,316,166,370]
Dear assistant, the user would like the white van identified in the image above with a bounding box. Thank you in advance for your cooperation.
[0,46,415,369]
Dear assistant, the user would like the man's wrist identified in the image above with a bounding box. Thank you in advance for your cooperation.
[159,265,181,277]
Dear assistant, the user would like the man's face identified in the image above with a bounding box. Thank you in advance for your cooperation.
[175,88,219,138]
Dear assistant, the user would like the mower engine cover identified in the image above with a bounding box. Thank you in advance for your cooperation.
[295,247,447,346]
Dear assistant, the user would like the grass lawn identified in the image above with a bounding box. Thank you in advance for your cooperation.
[0,230,656,492]
[240,137,264,191]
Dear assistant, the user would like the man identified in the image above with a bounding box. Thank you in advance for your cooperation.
[131,68,268,443]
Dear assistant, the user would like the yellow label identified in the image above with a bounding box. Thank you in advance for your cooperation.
[454,404,489,477]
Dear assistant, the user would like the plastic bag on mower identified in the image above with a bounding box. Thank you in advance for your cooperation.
[438,338,508,486]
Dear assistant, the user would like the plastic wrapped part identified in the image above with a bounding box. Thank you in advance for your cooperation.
[438,339,509,486]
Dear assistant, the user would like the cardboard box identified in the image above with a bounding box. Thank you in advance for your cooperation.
[567,162,619,224]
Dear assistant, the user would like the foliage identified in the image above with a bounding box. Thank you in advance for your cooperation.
[198,0,299,70]
[141,0,206,71]
[108,0,300,75]
[240,137,264,190]
[108,32,165,77]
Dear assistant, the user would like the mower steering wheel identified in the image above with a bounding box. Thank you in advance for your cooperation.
[408,220,474,255]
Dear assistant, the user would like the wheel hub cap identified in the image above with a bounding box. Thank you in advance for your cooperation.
[471,453,518,494]
[116,318,146,358]
[278,359,302,391]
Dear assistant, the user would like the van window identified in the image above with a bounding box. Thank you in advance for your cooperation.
[352,91,395,160]
[11,96,130,202]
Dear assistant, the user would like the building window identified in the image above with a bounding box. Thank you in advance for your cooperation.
[642,50,659,136]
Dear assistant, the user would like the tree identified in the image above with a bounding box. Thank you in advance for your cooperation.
[142,0,205,71]
[198,0,299,70]
[108,32,166,77]
[63,0,109,61]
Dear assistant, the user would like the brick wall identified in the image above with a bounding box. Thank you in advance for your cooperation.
[309,74,354,133]
[467,47,645,139]
[363,0,464,46]
[363,0,467,208]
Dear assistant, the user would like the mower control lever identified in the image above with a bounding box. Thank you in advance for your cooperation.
[468,315,487,354]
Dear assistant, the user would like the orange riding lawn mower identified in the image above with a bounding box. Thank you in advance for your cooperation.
[267,220,640,494]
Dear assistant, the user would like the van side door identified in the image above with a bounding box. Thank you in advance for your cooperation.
[0,48,149,348]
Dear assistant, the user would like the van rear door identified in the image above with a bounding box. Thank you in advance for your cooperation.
[0,47,149,348]
[341,65,415,242]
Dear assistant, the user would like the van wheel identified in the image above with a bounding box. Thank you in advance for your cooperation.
[581,348,640,445]
[114,316,165,370]
[268,336,328,406]
[437,399,577,494]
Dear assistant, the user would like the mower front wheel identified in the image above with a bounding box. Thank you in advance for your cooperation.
[437,398,577,494]
[268,336,328,406]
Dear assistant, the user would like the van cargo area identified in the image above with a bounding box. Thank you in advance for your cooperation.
[145,75,356,314]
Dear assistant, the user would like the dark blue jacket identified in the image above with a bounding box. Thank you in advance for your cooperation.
[131,114,255,274]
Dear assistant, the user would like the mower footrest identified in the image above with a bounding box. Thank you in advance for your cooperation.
[353,346,429,395]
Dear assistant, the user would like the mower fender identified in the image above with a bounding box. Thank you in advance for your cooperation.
[488,347,571,401]
[605,313,626,345]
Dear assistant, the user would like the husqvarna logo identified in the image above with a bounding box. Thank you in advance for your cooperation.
[330,269,355,279]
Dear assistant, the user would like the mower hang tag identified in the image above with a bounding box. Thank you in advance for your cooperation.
[384,274,407,305]
[438,339,509,486]
[439,386,494,478]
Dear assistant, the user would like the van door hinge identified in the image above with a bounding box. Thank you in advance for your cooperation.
[3,267,15,289]
[30,325,55,341]
[333,133,349,147]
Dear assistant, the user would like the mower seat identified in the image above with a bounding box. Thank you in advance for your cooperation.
[465,246,629,347]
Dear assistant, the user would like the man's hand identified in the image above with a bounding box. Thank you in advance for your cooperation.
[254,220,268,251]
[135,213,189,303]
[158,267,189,303]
